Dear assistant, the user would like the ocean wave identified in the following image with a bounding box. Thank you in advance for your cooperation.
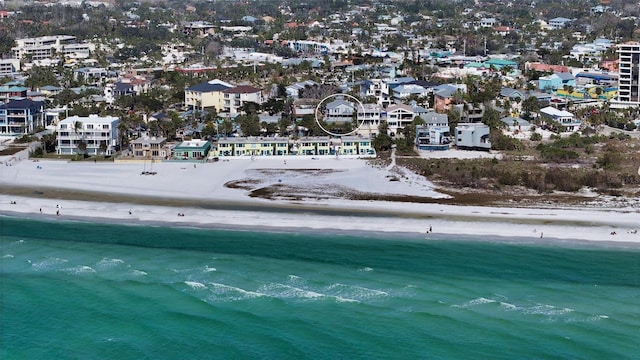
[63,265,97,275]
[31,257,69,271]
[358,267,374,272]
[207,282,265,301]
[97,257,126,269]
[324,283,388,301]
[129,269,147,276]
[203,266,217,272]
[1,254,14,259]
[184,281,207,290]
[452,297,497,308]
[259,283,325,301]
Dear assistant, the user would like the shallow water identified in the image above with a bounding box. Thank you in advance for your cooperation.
[1,216,639,359]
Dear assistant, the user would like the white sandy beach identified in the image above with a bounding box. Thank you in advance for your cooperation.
[1,154,639,245]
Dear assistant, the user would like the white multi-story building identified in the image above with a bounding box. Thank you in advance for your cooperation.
[0,58,20,76]
[222,85,263,114]
[357,103,382,137]
[12,35,95,61]
[56,115,119,155]
[615,41,640,107]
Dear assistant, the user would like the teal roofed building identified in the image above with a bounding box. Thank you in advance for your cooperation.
[483,58,518,70]
[173,140,211,160]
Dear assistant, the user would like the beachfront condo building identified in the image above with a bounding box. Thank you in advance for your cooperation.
[615,41,640,107]
[56,115,120,156]
[0,99,45,136]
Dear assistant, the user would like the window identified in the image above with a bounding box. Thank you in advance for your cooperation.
[103,124,109,129]
[86,124,93,129]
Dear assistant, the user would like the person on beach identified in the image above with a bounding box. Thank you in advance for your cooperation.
[540,232,543,238]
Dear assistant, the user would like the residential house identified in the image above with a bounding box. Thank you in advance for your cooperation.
[286,80,318,99]
[385,103,416,136]
[357,103,382,137]
[454,123,491,151]
[499,88,525,101]
[56,115,119,155]
[172,139,211,160]
[74,67,110,85]
[44,106,68,127]
[0,85,28,102]
[324,98,355,123]
[415,125,451,151]
[525,62,570,74]
[538,72,575,92]
[38,85,63,97]
[130,136,168,159]
[479,18,497,28]
[548,17,572,30]
[184,79,234,112]
[0,99,45,135]
[420,111,449,129]
[292,99,317,120]
[391,83,429,103]
[434,84,465,113]
[540,106,581,132]
[181,21,215,36]
[222,85,263,114]
[501,116,531,132]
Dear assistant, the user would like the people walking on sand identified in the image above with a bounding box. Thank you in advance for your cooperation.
[540,232,543,238]
[128,209,132,215]
[56,209,59,216]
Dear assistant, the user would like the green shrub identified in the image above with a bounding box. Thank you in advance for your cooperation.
[529,132,542,141]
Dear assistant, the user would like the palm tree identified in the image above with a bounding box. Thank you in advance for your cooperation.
[73,120,83,156]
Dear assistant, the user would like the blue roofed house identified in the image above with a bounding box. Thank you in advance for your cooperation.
[0,99,45,135]
[538,72,575,92]
[324,98,355,123]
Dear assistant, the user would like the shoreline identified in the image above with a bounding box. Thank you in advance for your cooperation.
[2,192,640,248]
[3,209,640,251]
[1,158,639,247]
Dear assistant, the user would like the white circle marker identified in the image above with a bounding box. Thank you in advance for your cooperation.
[314,93,366,137]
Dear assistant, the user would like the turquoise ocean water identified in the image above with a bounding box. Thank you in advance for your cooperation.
[1,216,639,359]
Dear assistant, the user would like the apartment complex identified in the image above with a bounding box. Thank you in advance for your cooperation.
[12,35,95,61]
[616,41,640,107]
[56,115,119,155]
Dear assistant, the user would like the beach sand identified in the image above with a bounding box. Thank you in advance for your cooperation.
[1,156,639,245]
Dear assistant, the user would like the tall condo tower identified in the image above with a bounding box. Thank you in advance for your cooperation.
[617,42,640,107]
